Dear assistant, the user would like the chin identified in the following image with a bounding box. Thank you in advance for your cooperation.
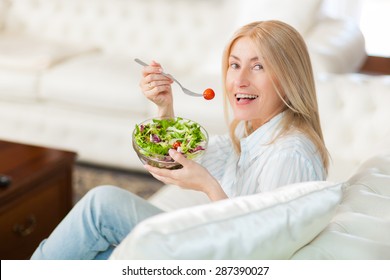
[233,113,253,122]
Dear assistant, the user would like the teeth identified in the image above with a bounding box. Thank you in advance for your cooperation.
[235,93,258,99]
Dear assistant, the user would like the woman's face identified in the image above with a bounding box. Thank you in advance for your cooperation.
[226,36,285,130]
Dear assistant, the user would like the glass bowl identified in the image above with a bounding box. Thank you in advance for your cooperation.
[132,117,209,169]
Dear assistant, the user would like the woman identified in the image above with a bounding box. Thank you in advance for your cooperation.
[31,20,328,259]
[143,20,328,197]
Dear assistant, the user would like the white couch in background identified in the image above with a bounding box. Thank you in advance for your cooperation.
[0,0,366,173]
[316,73,390,181]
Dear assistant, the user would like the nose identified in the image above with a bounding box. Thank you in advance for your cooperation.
[234,68,250,88]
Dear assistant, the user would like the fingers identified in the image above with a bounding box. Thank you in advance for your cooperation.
[142,84,173,102]
[139,61,173,93]
[138,60,173,112]
[143,150,191,182]
[168,149,189,165]
[144,164,168,177]
[144,164,175,185]
[141,64,163,78]
[141,80,164,92]
[146,169,169,184]
[141,61,165,80]
[143,75,172,89]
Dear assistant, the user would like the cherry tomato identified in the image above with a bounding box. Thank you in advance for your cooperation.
[172,141,181,149]
[203,88,215,100]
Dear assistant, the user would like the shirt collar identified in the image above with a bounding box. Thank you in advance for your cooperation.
[239,112,284,161]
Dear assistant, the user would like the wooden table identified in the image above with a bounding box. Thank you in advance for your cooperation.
[0,140,76,259]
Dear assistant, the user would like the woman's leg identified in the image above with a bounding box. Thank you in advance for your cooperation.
[30,185,163,260]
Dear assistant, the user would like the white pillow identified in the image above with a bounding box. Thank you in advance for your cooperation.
[110,181,342,260]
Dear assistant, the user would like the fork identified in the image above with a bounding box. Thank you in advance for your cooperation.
[134,58,203,97]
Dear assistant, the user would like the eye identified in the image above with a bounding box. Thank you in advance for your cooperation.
[230,63,239,69]
[253,64,263,70]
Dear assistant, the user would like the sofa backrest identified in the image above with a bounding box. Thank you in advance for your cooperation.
[1,0,323,73]
[316,73,390,181]
[1,0,236,73]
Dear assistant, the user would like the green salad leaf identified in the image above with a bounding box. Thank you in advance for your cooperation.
[133,117,207,161]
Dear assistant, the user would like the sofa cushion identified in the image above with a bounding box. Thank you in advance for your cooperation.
[235,0,323,35]
[0,68,39,100]
[40,53,148,115]
[110,181,342,259]
[0,33,97,71]
[291,154,390,259]
[147,185,211,212]
[291,230,390,260]
[306,19,366,73]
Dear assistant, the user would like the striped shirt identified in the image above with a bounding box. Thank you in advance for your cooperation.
[201,113,326,197]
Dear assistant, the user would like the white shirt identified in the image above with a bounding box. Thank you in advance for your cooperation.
[201,113,326,198]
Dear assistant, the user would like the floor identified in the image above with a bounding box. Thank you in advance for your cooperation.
[72,163,164,204]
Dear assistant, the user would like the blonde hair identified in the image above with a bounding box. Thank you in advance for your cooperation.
[221,20,329,173]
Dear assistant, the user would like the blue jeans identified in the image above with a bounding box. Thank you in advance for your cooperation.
[30,185,164,260]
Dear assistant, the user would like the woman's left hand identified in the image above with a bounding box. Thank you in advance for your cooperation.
[144,149,228,201]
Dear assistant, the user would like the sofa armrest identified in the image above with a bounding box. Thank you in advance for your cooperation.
[306,17,366,74]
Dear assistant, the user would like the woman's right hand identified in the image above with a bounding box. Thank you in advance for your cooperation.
[139,60,174,118]
[144,149,228,201]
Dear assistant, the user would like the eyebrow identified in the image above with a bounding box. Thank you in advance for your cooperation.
[229,55,260,62]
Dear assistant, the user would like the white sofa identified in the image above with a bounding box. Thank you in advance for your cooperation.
[0,0,366,173]
[1,0,388,261]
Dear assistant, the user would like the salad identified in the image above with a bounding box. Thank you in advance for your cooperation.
[133,117,208,162]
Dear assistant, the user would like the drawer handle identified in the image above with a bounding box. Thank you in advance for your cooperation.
[13,215,37,237]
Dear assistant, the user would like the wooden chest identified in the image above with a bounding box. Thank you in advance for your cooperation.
[0,140,76,259]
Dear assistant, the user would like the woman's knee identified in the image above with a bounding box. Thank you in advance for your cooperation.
[84,185,131,207]
[79,185,161,219]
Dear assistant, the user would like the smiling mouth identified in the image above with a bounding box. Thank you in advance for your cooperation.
[235,93,259,102]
